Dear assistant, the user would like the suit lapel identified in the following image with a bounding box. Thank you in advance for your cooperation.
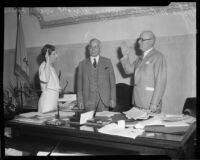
[141,48,155,65]
[86,58,92,81]
[97,56,103,84]
[134,49,155,84]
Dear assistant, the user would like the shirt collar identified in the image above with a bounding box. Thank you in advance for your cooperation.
[90,55,99,63]
[143,47,153,58]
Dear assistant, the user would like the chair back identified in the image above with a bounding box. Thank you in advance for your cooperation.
[182,97,196,117]
[114,83,133,112]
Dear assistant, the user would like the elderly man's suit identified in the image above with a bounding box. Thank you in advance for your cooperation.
[121,49,167,112]
[77,56,116,111]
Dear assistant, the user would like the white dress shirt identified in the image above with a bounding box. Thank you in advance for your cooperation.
[143,47,154,58]
[90,55,99,64]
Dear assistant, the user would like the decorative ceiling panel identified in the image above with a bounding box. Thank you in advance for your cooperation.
[7,3,196,29]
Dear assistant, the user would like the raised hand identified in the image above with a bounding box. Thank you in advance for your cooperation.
[45,49,50,63]
[120,41,130,57]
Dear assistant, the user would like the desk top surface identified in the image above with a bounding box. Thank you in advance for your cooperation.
[6,114,196,149]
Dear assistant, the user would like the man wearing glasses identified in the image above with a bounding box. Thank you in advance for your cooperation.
[120,31,167,113]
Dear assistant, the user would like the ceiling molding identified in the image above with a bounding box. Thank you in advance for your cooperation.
[29,3,196,29]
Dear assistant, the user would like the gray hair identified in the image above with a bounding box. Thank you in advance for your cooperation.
[89,38,101,46]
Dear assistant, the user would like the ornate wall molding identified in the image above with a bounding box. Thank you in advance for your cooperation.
[29,3,196,29]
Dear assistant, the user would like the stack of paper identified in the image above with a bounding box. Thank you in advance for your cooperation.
[16,111,75,125]
[59,101,77,111]
[182,116,196,124]
[123,107,149,120]
[163,114,189,122]
[131,114,192,129]
[37,111,75,119]
[98,123,144,139]
[14,117,45,124]
[58,94,77,111]
[19,112,39,118]
[95,111,120,117]
[58,94,76,102]
[145,126,190,135]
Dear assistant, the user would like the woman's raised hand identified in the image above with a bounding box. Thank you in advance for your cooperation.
[45,49,50,63]
[120,41,130,57]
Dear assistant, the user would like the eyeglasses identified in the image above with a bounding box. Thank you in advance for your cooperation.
[138,38,152,42]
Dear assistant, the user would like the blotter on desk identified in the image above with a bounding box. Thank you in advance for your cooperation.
[145,125,189,135]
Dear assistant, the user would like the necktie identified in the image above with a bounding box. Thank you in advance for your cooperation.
[93,58,97,68]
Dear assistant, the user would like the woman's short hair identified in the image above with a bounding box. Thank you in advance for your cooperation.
[41,44,56,58]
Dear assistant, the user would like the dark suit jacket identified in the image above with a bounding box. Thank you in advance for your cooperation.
[77,56,116,110]
[121,48,167,111]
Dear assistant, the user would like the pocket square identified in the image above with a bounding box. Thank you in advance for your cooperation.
[145,61,150,64]
[146,87,154,91]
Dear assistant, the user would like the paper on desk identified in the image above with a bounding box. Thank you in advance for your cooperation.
[38,111,75,119]
[133,114,190,129]
[59,101,77,111]
[50,152,90,156]
[163,121,189,127]
[58,94,76,102]
[16,111,75,124]
[5,148,23,156]
[98,123,144,139]
[19,112,39,118]
[80,111,94,125]
[182,116,196,124]
[163,114,196,124]
[37,151,50,156]
[57,111,75,118]
[123,107,149,120]
[95,111,120,117]
[14,117,46,124]
[80,125,94,132]
[19,111,55,119]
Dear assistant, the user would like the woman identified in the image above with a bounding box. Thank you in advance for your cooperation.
[38,44,61,113]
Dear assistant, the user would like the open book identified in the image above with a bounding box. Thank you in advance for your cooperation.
[123,107,150,120]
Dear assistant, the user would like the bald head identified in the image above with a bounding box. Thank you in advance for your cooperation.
[140,31,156,45]
[138,30,156,51]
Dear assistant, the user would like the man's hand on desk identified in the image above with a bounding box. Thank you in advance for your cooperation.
[110,100,116,108]
[150,104,157,113]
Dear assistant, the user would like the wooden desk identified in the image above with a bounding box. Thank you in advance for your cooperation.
[5,136,58,156]
[5,119,196,158]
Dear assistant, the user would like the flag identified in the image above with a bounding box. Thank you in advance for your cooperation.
[14,9,30,108]
[14,9,30,84]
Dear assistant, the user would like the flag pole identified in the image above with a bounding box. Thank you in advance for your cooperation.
[17,8,23,112]
[20,82,23,112]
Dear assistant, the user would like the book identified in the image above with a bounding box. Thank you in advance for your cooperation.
[123,107,150,120]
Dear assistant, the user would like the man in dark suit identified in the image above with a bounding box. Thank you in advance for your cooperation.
[120,31,167,113]
[77,38,116,111]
